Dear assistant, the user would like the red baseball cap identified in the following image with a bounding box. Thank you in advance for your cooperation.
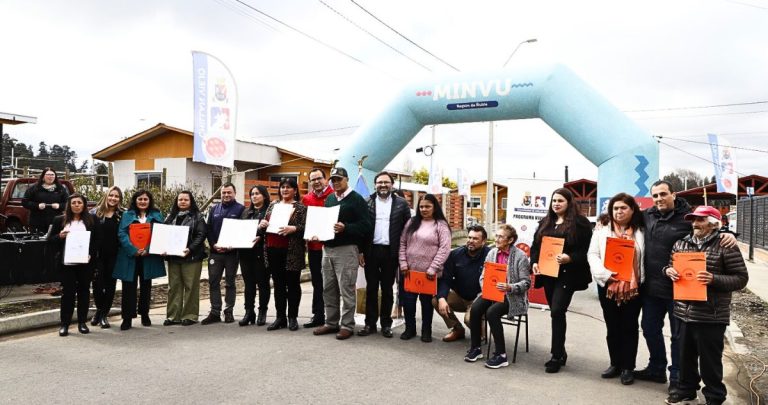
[684,206,722,221]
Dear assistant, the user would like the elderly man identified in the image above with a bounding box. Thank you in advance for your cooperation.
[636,180,736,391]
[358,171,411,338]
[433,225,491,342]
[663,206,748,405]
[313,167,372,340]
[301,168,334,328]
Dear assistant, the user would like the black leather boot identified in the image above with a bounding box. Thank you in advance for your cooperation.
[239,309,256,326]
[90,310,102,326]
[58,324,69,337]
[267,317,287,331]
[256,309,267,326]
[288,317,299,331]
[78,323,90,334]
[100,314,111,329]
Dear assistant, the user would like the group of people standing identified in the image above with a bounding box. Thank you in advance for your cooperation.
[31,164,748,405]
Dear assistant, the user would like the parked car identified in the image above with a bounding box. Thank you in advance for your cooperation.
[0,178,81,232]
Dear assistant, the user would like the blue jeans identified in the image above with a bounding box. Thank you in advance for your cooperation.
[641,293,680,381]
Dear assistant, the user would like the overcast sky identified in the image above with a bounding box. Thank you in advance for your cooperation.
[1,0,766,185]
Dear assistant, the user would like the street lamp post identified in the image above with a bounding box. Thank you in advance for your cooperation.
[485,38,537,234]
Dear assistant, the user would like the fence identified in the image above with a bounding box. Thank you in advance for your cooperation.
[737,195,767,249]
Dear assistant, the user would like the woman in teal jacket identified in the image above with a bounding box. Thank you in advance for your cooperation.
[114,189,165,330]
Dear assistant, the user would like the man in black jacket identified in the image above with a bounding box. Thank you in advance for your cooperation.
[636,181,736,392]
[358,171,411,338]
[663,206,748,405]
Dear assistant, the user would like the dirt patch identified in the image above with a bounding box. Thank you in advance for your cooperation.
[0,276,246,318]
[729,289,768,402]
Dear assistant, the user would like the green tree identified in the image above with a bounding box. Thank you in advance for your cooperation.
[411,167,458,189]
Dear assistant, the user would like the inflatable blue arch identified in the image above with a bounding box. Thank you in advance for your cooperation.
[336,64,658,204]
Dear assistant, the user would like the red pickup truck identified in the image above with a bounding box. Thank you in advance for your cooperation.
[0,178,77,232]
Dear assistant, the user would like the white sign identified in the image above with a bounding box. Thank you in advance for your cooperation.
[149,224,190,256]
[216,219,259,249]
[63,231,91,264]
[505,179,562,252]
[266,204,295,234]
[304,205,340,241]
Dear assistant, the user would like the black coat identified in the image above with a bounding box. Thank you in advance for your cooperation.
[363,193,411,260]
[47,215,100,269]
[22,183,69,233]
[530,215,592,291]
[163,212,208,262]
[642,198,692,299]
[239,204,268,260]
[671,231,748,324]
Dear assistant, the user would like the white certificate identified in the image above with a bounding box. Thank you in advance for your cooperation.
[216,218,260,248]
[63,231,91,264]
[149,224,189,256]
[304,205,339,241]
[266,204,294,234]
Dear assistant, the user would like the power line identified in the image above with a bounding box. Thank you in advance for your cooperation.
[722,0,768,10]
[624,100,768,113]
[634,109,768,120]
[230,0,401,80]
[212,0,279,32]
[654,135,768,154]
[317,0,433,72]
[348,0,461,72]
[257,125,359,139]
[657,140,751,177]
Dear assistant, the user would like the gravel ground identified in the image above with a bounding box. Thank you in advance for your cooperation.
[729,289,768,403]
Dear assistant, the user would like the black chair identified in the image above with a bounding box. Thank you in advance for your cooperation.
[485,314,528,363]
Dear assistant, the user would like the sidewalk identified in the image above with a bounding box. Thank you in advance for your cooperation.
[738,242,768,304]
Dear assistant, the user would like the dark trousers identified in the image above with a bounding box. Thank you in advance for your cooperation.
[268,247,301,318]
[364,245,396,328]
[60,264,92,325]
[677,322,727,405]
[308,249,324,320]
[121,258,152,319]
[543,278,575,358]
[598,286,642,370]
[92,252,117,314]
[401,288,434,333]
[470,297,508,353]
[207,252,238,315]
[641,291,681,381]
[240,250,270,312]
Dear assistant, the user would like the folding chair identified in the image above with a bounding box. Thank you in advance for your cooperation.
[485,314,529,363]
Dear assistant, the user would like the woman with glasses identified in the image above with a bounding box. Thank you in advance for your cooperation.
[239,185,271,326]
[259,178,307,331]
[464,224,530,369]
[22,167,69,234]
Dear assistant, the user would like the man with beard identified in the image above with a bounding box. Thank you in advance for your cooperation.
[433,225,491,342]
[357,171,411,338]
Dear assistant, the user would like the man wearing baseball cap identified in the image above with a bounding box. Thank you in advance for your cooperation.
[636,180,737,392]
[313,167,372,340]
[663,205,748,405]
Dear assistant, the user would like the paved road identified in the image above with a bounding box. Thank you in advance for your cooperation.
[0,287,745,404]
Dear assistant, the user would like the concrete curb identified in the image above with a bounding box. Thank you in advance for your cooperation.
[0,308,120,336]
[725,319,750,355]
[1,269,314,336]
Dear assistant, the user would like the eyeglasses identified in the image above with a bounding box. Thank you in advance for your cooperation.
[309,177,324,182]
[494,234,509,239]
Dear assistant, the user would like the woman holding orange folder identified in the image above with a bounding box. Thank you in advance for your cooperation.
[114,189,165,331]
[398,194,451,342]
[587,193,645,385]
[530,188,592,373]
[465,224,530,369]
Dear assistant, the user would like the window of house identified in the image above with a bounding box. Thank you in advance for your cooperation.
[467,195,482,208]
[269,174,298,184]
[135,172,162,188]
[211,172,222,196]
[501,197,508,210]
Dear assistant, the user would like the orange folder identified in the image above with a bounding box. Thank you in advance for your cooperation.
[538,236,564,277]
[404,271,437,295]
[482,262,507,302]
[129,223,152,250]
[604,237,635,282]
[672,252,708,301]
